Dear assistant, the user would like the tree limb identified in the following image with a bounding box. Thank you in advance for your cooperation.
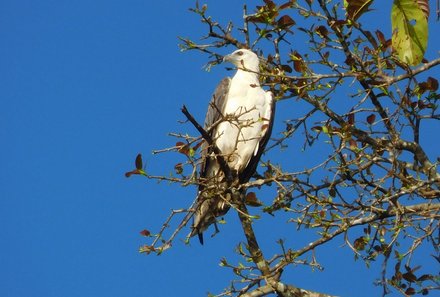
[181,105,233,182]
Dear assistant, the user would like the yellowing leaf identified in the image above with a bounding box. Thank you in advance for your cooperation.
[391,0,428,65]
[416,0,429,19]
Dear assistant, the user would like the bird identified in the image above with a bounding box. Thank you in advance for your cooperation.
[189,49,275,244]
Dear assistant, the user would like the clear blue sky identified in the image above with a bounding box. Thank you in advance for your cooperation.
[1,1,438,297]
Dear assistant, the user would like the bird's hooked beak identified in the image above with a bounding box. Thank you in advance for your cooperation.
[222,53,233,64]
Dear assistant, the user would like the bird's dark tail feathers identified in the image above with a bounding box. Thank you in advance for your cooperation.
[189,191,230,245]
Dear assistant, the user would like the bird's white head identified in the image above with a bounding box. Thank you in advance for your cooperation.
[223,49,260,72]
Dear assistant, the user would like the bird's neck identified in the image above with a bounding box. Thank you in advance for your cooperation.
[232,69,260,86]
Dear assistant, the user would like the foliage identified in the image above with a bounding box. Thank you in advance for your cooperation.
[391,0,428,65]
[127,0,439,296]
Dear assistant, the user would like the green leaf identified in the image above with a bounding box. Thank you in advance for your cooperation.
[391,0,428,65]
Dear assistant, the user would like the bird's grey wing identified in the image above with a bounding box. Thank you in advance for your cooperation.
[203,77,231,132]
[239,91,275,183]
[200,77,231,180]
[190,77,231,244]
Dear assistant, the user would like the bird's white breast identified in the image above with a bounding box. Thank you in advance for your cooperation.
[214,74,270,172]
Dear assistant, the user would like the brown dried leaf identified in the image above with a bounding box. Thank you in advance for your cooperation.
[345,0,373,21]
[315,25,329,38]
[176,141,190,156]
[279,0,295,10]
[373,245,382,252]
[290,51,305,73]
[193,140,203,151]
[349,139,357,149]
[366,114,376,124]
[405,287,416,295]
[348,111,355,125]
[330,20,348,30]
[365,30,378,49]
[417,274,433,282]
[125,169,142,178]
[280,64,293,73]
[139,229,151,237]
[376,30,386,45]
[263,0,276,10]
[245,192,263,207]
[267,54,274,63]
[293,60,303,73]
[427,77,439,90]
[375,30,391,52]
[277,15,295,28]
[125,170,135,178]
[174,163,183,174]
[329,187,336,197]
[345,55,356,67]
[135,153,143,170]
[353,236,367,251]
[247,15,265,23]
[403,272,418,283]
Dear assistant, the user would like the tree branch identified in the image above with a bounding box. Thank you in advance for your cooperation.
[381,56,440,86]
[181,105,233,181]
[236,195,271,276]
[240,281,339,297]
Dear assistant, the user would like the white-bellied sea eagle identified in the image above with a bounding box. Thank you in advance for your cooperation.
[190,49,275,244]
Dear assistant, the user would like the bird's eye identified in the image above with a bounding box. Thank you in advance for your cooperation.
[236,51,244,56]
